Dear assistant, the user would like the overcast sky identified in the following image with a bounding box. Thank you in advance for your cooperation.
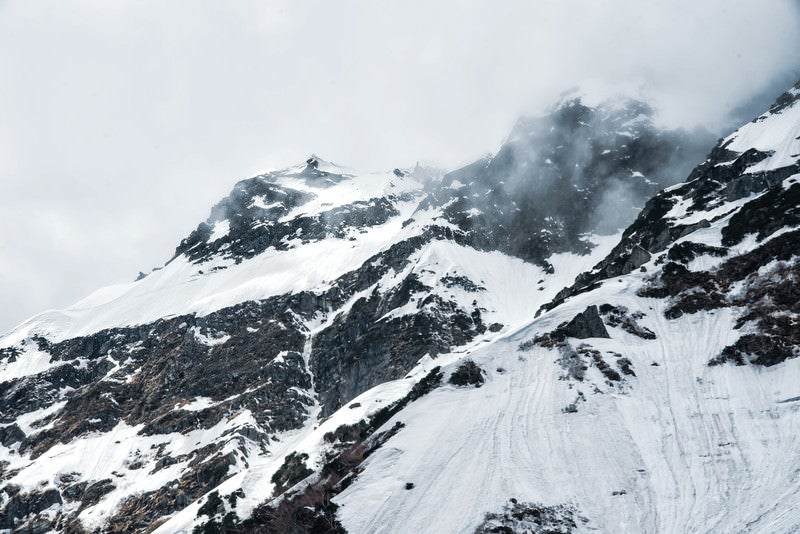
[1,0,799,333]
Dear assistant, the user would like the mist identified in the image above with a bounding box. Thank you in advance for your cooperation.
[1,0,800,333]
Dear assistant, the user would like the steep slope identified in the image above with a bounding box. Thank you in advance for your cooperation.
[168,81,800,534]
[540,81,800,369]
[1,97,715,533]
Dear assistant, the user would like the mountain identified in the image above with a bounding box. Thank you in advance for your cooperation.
[0,82,796,533]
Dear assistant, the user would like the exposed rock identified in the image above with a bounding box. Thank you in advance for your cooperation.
[0,488,62,530]
[722,182,800,246]
[538,94,799,315]
[561,306,610,339]
[599,304,656,339]
[271,452,313,497]
[666,241,726,264]
[311,273,486,416]
[233,370,446,534]
[80,479,115,508]
[105,451,236,532]
[418,97,711,268]
[475,500,587,533]
[448,361,486,388]
[0,424,25,447]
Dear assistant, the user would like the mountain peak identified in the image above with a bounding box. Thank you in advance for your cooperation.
[3,81,800,534]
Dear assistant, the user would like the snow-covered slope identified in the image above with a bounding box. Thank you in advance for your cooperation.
[0,158,428,345]
[332,292,800,533]
[2,84,794,533]
[323,80,800,533]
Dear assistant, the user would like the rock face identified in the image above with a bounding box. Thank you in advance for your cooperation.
[414,96,713,268]
[541,81,800,371]
[558,305,610,339]
[2,82,798,534]
[543,80,800,313]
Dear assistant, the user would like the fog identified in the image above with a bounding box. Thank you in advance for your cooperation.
[1,0,799,333]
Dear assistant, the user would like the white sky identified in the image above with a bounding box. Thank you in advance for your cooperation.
[1,0,799,333]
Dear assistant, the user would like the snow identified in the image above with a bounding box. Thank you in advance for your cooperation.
[0,346,56,380]
[359,233,619,335]
[332,283,800,533]
[465,208,482,217]
[449,180,466,190]
[274,168,423,223]
[5,144,800,533]
[723,97,800,172]
[13,400,67,435]
[3,411,263,531]
[665,190,762,227]
[0,167,428,346]
[250,196,284,210]
[152,233,624,533]
[191,327,231,346]
[208,220,231,242]
[175,397,215,412]
[1,202,417,345]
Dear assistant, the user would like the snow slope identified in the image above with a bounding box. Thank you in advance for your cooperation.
[0,164,426,346]
[333,278,800,533]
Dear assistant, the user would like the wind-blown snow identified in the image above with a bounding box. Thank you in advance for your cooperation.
[207,220,231,242]
[723,94,800,173]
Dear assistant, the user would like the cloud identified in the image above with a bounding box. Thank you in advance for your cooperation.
[1,0,799,332]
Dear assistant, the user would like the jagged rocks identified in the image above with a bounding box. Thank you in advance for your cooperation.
[617,357,636,377]
[440,275,486,293]
[532,306,611,346]
[448,361,486,388]
[3,79,799,533]
[666,241,726,264]
[540,91,799,316]
[7,295,315,461]
[559,306,610,339]
[240,421,410,534]
[0,488,62,531]
[175,175,408,265]
[554,344,634,386]
[105,451,237,533]
[228,367,446,532]
[632,221,800,368]
[271,452,313,497]
[311,276,487,416]
[721,181,800,246]
[417,97,711,268]
[585,348,622,383]
[475,500,588,533]
[598,304,656,339]
[637,262,722,318]
[0,424,25,447]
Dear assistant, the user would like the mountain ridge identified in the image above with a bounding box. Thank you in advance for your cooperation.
[1,85,798,533]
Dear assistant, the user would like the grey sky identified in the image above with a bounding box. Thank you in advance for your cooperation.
[1,0,799,333]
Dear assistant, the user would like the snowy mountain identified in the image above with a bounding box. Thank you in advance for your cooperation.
[1,82,797,533]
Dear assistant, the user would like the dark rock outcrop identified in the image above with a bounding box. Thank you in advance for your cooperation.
[448,361,486,388]
[559,306,610,339]
[475,500,587,533]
